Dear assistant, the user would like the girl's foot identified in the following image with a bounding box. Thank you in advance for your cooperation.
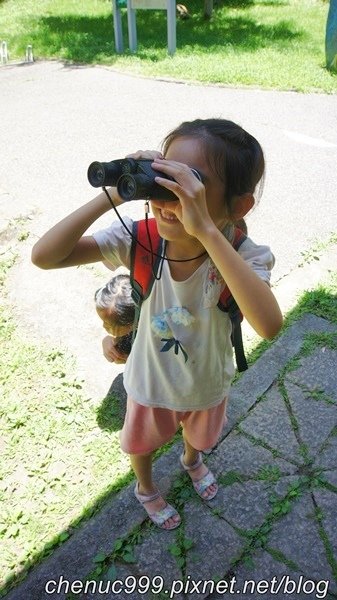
[134,483,181,530]
[180,452,218,500]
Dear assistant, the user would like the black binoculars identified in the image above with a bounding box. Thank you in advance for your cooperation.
[87,158,202,202]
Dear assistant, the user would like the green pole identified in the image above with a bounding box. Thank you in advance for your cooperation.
[326,0,337,71]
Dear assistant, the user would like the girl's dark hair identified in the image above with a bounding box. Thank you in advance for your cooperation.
[94,274,135,326]
[162,118,265,219]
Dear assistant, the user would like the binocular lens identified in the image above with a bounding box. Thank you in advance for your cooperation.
[87,160,126,187]
[117,174,152,201]
[87,162,106,187]
[118,174,137,201]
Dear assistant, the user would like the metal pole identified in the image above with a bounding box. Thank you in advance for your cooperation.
[112,0,124,53]
[326,0,337,71]
[167,0,176,55]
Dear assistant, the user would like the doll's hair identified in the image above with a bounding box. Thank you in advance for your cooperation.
[94,273,135,326]
[162,118,265,219]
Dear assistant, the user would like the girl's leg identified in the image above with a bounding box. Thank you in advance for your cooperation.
[130,453,180,529]
[182,433,218,499]
[129,452,154,493]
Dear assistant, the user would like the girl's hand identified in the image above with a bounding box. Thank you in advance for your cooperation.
[126,150,163,160]
[102,335,128,364]
[151,157,214,238]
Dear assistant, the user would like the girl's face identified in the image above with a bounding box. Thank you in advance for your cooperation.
[150,136,228,242]
[96,307,133,337]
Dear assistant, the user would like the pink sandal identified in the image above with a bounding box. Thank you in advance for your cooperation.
[180,452,218,500]
[134,482,181,530]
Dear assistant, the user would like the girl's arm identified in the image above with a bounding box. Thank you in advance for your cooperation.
[31,187,123,269]
[198,227,283,340]
[32,151,163,270]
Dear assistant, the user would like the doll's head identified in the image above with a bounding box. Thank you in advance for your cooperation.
[95,273,135,337]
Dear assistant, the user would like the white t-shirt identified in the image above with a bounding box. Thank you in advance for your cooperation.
[93,218,274,411]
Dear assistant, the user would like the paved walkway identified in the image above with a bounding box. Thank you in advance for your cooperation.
[5,313,337,600]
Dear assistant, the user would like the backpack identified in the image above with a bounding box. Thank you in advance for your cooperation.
[129,218,248,372]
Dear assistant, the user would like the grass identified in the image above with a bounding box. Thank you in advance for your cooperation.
[1,0,336,92]
[0,257,133,592]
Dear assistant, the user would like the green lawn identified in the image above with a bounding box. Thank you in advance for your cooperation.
[1,0,336,92]
[0,254,133,592]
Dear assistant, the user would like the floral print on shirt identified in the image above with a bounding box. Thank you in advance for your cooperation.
[151,306,195,362]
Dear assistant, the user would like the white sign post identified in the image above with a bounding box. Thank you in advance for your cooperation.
[127,0,176,55]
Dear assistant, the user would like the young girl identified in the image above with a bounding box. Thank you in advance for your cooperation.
[95,273,135,363]
[32,118,283,531]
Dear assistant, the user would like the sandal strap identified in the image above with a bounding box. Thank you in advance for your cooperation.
[180,451,203,472]
[134,483,181,530]
[134,483,161,505]
[180,453,218,500]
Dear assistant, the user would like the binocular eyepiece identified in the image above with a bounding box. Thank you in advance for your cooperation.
[87,158,202,202]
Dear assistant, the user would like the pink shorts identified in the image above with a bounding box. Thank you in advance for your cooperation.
[120,396,228,455]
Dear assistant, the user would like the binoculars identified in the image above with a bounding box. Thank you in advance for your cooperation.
[87,158,202,202]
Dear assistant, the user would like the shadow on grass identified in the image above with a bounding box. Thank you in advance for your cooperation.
[216,0,289,7]
[22,3,303,63]
[216,0,255,7]
[3,284,336,598]
[96,373,126,432]
[1,467,136,597]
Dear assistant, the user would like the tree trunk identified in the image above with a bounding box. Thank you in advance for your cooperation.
[326,0,337,71]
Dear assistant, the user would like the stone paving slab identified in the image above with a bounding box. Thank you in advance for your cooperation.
[315,435,337,470]
[209,430,298,481]
[312,489,337,567]
[209,549,334,600]
[238,384,304,465]
[183,501,244,600]
[82,529,186,600]
[287,347,337,402]
[284,379,337,458]
[267,493,337,594]
[71,563,148,600]
[209,480,271,530]
[322,469,337,488]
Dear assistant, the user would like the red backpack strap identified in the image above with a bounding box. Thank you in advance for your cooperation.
[130,218,164,307]
[218,227,247,308]
[218,227,248,372]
